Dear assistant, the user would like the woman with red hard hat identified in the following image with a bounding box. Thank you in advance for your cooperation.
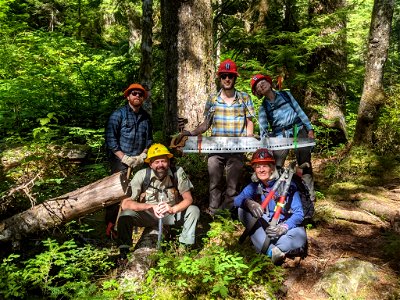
[250,74,316,203]
[234,148,307,265]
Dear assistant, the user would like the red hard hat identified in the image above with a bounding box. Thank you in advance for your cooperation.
[251,148,275,165]
[123,83,148,98]
[217,59,239,76]
[250,74,272,95]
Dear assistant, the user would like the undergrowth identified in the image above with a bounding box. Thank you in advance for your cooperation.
[110,215,284,299]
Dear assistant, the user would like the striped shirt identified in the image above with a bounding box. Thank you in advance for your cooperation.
[105,104,153,156]
[258,91,313,138]
[204,89,255,137]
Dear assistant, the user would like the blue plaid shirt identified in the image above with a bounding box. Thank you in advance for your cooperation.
[105,104,153,156]
[258,91,313,137]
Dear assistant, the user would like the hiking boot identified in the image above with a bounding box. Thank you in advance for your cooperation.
[269,246,285,265]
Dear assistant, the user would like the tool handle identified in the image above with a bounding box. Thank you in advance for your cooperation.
[261,190,276,210]
[271,195,286,225]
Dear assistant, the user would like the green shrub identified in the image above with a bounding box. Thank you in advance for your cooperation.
[124,216,285,300]
[0,239,113,299]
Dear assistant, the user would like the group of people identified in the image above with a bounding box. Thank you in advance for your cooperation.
[104,59,315,265]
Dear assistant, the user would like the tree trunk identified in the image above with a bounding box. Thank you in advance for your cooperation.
[0,173,125,242]
[140,0,154,115]
[124,2,142,49]
[305,0,348,144]
[353,0,394,145]
[161,0,215,139]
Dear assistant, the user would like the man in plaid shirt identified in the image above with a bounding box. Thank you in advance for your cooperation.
[204,59,255,215]
[171,59,255,216]
[104,83,153,238]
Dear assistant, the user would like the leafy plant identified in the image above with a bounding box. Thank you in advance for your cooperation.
[0,239,113,299]
[136,216,284,299]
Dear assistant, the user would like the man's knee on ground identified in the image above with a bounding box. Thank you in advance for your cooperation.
[186,205,200,220]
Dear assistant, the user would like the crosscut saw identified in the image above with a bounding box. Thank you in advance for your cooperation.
[181,136,315,153]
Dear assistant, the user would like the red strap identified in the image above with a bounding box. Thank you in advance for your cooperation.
[197,135,202,154]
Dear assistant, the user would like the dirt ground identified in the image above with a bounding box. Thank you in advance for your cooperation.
[281,161,400,300]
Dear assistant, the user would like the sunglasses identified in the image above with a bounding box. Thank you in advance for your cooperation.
[220,73,235,80]
[130,90,144,97]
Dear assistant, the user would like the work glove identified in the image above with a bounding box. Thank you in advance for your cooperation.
[121,153,147,168]
[265,224,288,239]
[244,198,264,218]
[177,130,192,142]
[170,130,191,148]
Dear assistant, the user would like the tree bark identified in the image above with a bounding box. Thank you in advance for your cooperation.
[353,0,394,145]
[0,173,125,242]
[140,0,154,115]
[161,0,215,139]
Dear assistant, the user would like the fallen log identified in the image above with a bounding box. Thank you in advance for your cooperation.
[118,228,158,284]
[0,172,126,242]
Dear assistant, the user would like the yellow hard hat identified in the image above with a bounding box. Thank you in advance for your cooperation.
[145,143,173,163]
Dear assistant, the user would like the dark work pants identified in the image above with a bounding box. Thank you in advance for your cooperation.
[273,127,315,201]
[105,155,127,225]
[207,153,244,213]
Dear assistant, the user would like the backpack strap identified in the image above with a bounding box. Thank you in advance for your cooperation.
[263,91,302,134]
[141,166,179,192]
[141,167,152,193]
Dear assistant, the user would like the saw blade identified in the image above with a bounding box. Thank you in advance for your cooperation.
[181,136,315,153]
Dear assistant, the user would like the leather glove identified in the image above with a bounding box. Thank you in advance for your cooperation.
[265,224,288,239]
[121,153,146,168]
[177,130,192,141]
[244,198,264,218]
[170,130,192,148]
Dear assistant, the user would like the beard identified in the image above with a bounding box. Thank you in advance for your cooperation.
[154,167,168,179]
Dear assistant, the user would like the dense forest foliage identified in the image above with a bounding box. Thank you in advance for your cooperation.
[0,0,399,299]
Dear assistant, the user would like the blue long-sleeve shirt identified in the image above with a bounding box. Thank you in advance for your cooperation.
[234,180,304,230]
[105,105,153,156]
[258,91,313,137]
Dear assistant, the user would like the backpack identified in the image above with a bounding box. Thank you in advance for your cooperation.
[288,174,315,223]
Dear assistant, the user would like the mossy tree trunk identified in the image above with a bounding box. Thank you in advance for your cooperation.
[161,0,215,140]
[353,0,394,145]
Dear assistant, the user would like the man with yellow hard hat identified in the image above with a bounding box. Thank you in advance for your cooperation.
[116,143,200,258]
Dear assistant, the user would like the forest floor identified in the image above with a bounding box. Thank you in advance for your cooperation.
[96,155,400,299]
[281,158,400,300]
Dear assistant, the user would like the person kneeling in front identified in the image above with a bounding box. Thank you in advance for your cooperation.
[234,149,307,265]
[117,143,200,257]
